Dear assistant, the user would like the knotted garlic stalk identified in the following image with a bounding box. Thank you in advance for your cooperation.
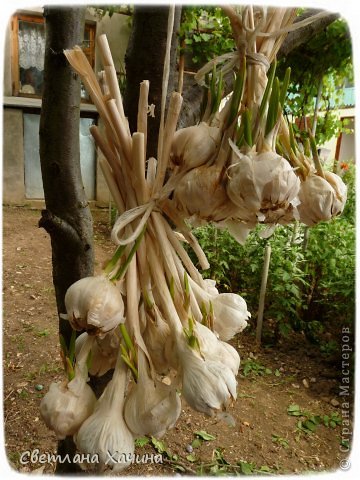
[65,275,125,336]
[75,355,134,472]
[40,335,96,439]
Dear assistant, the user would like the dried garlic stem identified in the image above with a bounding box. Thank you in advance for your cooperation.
[147,238,183,334]
[98,34,127,125]
[132,132,150,204]
[137,80,150,156]
[153,92,183,196]
[151,212,183,294]
[106,99,132,164]
[99,158,125,213]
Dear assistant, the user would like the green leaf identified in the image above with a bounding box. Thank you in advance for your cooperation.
[274,369,281,377]
[191,438,202,448]
[135,437,150,447]
[186,453,197,462]
[194,430,216,441]
[68,329,77,365]
[303,419,317,432]
[287,404,301,415]
[238,461,254,475]
[151,437,167,454]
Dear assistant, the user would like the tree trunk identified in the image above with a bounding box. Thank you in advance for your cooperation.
[124,5,182,158]
[39,6,93,473]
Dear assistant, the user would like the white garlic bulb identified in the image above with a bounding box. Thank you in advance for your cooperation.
[195,322,240,375]
[124,351,181,438]
[173,165,239,224]
[178,338,237,416]
[65,275,124,336]
[40,336,96,439]
[226,141,300,224]
[75,332,119,377]
[171,122,221,170]
[297,172,347,226]
[75,357,134,472]
[142,304,173,374]
[212,293,250,341]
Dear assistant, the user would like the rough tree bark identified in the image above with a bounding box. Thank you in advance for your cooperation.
[39,6,93,473]
[178,9,339,128]
[123,5,182,157]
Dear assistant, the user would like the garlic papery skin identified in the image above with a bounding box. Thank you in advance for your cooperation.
[212,293,250,341]
[65,275,125,336]
[189,277,250,342]
[178,338,237,416]
[40,336,96,439]
[195,322,240,375]
[170,122,221,170]
[173,165,239,224]
[297,173,347,226]
[226,142,300,224]
[75,357,134,472]
[142,304,174,374]
[75,332,119,377]
[124,351,181,438]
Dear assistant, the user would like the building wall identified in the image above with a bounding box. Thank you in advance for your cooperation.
[3,109,25,203]
[3,7,131,205]
[320,108,355,167]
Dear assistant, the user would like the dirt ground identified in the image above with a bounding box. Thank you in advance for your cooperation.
[3,206,352,475]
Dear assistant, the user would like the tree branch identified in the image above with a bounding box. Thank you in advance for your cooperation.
[278,10,340,58]
[179,9,340,128]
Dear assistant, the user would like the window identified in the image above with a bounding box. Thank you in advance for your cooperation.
[11,13,96,99]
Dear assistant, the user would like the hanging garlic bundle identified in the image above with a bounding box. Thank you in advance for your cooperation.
[39,7,348,471]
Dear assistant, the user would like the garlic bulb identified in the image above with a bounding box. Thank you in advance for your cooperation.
[75,332,119,377]
[178,338,237,416]
[173,165,239,224]
[195,321,240,375]
[226,141,300,224]
[189,277,250,342]
[65,275,125,336]
[40,337,96,439]
[40,375,96,440]
[142,304,174,374]
[75,357,134,472]
[297,172,347,226]
[124,351,181,438]
[170,122,221,170]
[212,293,250,341]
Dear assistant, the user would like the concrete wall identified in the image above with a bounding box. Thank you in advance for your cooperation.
[3,109,25,203]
